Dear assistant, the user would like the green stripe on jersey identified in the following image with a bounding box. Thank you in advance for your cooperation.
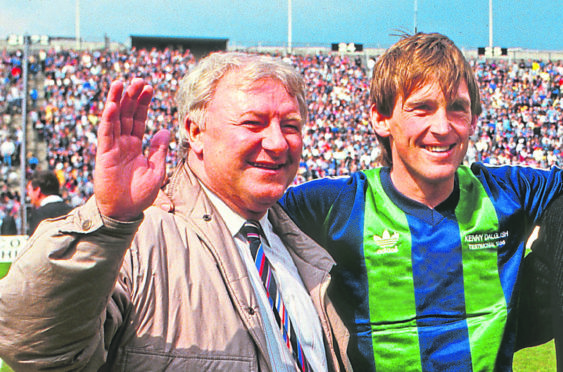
[455,165,507,371]
[363,168,422,371]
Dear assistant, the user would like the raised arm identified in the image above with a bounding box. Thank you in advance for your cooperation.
[0,79,171,370]
[94,78,170,221]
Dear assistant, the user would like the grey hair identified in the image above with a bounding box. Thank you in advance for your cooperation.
[176,52,307,158]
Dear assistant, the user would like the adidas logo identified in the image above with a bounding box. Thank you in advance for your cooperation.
[373,230,399,255]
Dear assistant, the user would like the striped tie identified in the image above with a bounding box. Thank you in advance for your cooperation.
[242,220,312,372]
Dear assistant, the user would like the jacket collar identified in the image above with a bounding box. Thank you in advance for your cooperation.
[164,162,336,276]
[162,162,344,370]
[163,162,271,369]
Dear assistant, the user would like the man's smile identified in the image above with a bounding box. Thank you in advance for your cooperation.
[424,144,456,153]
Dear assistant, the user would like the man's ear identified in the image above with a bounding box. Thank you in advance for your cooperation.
[369,104,391,138]
[185,116,203,155]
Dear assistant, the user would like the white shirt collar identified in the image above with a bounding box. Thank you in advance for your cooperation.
[199,181,327,372]
[199,181,269,239]
[40,194,64,207]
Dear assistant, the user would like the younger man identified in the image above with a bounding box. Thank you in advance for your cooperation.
[281,33,563,371]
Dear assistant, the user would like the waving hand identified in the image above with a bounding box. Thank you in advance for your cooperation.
[94,78,170,221]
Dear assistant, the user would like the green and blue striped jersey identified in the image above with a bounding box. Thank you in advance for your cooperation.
[281,163,563,371]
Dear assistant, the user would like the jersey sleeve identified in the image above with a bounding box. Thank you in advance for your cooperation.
[280,177,345,246]
[471,163,563,225]
[280,175,362,246]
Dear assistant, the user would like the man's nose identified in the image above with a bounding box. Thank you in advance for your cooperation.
[429,108,451,135]
[262,121,289,152]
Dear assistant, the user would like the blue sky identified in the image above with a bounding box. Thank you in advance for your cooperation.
[1,0,561,50]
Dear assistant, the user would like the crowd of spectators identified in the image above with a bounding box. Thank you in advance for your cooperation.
[0,46,562,233]
[36,47,195,209]
[471,59,562,168]
[0,50,27,233]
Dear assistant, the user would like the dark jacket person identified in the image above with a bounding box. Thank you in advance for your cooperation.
[26,170,73,234]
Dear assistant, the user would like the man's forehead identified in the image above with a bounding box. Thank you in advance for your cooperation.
[404,78,470,101]
[218,68,284,89]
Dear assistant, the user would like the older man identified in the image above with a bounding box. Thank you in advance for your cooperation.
[0,53,350,372]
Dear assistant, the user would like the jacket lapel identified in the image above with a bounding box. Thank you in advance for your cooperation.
[269,203,352,371]
[164,163,272,370]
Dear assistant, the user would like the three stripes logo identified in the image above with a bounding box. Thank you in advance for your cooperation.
[373,230,400,254]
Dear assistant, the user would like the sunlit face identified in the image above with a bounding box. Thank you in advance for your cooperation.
[189,71,303,219]
[371,79,477,202]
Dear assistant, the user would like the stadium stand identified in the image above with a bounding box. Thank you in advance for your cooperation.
[0,46,562,232]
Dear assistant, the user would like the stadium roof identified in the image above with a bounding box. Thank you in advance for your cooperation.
[130,35,229,58]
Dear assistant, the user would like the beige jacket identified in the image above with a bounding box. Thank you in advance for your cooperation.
[0,164,351,372]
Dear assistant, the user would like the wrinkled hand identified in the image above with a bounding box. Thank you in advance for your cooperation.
[94,78,170,221]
